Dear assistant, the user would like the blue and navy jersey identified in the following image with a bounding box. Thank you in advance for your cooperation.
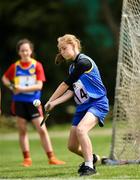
[68,53,109,111]
[13,59,41,102]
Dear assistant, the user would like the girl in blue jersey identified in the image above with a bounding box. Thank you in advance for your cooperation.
[45,34,109,176]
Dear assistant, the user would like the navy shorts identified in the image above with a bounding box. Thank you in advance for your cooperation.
[12,101,43,121]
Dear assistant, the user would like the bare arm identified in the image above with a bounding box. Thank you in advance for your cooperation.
[45,90,74,111]
[14,81,43,93]
[49,81,69,102]
[2,75,43,93]
[44,81,69,111]
[2,75,14,91]
[52,90,73,106]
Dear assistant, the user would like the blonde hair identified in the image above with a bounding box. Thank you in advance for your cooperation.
[55,34,81,64]
[57,34,81,51]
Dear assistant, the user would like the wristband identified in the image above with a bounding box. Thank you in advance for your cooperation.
[7,83,15,90]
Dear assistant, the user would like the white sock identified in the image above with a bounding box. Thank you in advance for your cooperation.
[85,161,93,169]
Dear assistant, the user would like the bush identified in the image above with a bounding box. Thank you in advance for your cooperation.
[0,115,17,132]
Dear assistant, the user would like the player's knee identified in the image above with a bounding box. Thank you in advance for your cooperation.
[19,128,27,136]
[76,126,85,137]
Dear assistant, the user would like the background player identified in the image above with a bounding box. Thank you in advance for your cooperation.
[2,38,65,167]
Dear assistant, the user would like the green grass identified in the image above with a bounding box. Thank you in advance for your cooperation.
[0,122,140,179]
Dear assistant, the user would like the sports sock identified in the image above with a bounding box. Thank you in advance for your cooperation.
[23,151,30,159]
[47,151,55,159]
[85,161,93,169]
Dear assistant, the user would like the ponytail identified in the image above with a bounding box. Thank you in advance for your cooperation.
[55,53,65,65]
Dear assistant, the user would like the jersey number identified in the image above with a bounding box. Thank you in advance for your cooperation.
[80,88,88,99]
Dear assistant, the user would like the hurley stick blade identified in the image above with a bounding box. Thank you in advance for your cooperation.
[40,111,50,126]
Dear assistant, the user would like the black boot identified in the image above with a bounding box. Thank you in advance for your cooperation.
[79,165,96,176]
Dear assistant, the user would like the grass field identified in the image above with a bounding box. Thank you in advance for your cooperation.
[0,122,140,180]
